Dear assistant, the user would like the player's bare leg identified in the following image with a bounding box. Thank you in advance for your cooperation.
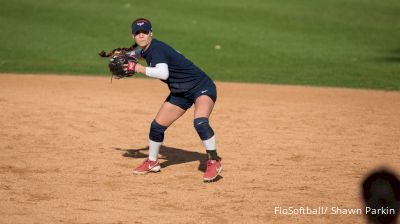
[194,95,222,182]
[155,102,186,127]
[194,95,214,119]
[134,102,186,174]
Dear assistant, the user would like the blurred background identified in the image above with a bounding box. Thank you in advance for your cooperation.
[0,0,399,89]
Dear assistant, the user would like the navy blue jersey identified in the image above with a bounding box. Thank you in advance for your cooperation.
[141,39,209,94]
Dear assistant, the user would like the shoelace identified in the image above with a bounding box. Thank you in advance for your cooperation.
[145,159,157,166]
[140,159,151,168]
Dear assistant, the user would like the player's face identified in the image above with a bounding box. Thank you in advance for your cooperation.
[133,31,152,49]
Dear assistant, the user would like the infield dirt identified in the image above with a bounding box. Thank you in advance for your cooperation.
[0,74,399,223]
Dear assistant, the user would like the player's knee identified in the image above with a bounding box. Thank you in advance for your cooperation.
[194,117,214,140]
[149,120,168,142]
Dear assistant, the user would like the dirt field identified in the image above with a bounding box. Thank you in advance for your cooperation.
[0,74,399,224]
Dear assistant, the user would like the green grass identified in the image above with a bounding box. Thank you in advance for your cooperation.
[1,0,400,90]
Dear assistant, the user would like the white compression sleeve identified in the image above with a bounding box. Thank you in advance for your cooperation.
[145,63,169,80]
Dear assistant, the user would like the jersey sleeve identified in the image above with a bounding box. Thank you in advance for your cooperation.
[149,48,168,67]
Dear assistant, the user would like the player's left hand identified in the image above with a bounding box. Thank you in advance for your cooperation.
[108,54,139,79]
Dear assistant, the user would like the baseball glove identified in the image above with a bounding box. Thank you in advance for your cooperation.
[108,54,138,79]
[98,46,139,80]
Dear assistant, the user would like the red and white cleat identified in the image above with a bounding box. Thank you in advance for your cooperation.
[203,160,222,182]
[133,159,161,174]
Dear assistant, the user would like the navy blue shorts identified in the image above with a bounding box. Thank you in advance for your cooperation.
[166,77,217,110]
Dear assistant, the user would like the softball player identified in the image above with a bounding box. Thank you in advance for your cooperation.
[127,18,222,182]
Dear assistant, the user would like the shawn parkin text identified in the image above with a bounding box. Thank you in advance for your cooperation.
[274,206,396,215]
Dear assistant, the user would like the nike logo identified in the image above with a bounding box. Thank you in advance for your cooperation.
[201,90,208,94]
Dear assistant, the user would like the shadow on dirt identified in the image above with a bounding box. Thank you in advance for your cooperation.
[114,145,209,172]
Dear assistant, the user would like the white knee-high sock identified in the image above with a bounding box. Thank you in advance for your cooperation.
[149,140,162,161]
[202,135,216,151]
